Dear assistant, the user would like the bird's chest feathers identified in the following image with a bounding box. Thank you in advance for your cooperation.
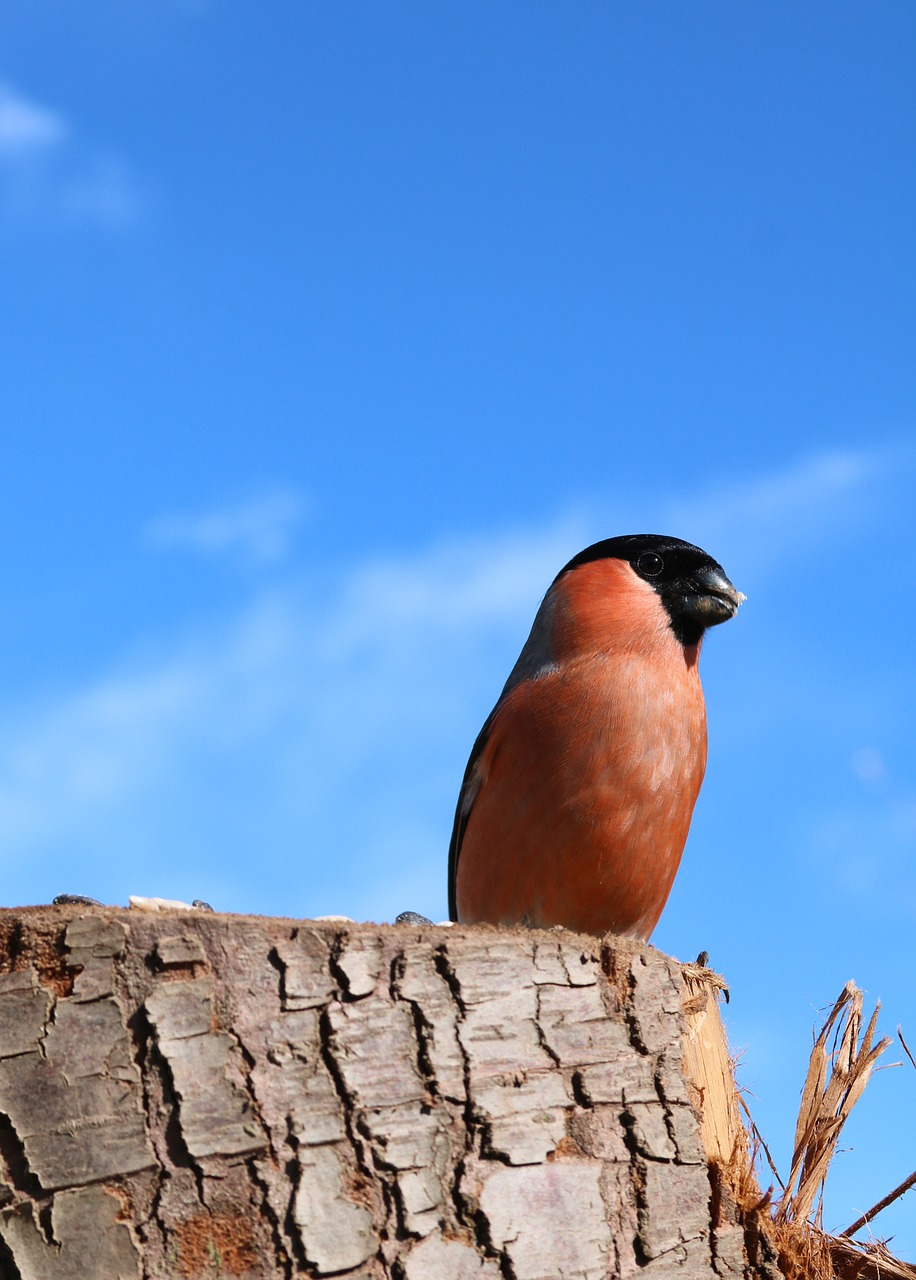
[557,651,706,790]
[487,635,708,836]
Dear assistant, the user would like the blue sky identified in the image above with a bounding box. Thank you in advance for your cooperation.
[2,0,915,1251]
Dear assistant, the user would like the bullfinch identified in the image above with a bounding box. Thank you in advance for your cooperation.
[448,534,743,941]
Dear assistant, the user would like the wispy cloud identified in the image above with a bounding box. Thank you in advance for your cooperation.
[662,446,891,576]
[705,449,877,521]
[0,82,67,154]
[144,490,308,566]
[0,81,141,229]
[323,518,585,651]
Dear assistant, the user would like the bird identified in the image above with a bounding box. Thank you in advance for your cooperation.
[448,534,744,941]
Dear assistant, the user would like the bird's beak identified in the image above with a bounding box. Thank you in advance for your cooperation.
[681,564,746,627]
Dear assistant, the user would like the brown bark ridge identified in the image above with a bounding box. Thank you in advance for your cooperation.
[0,907,772,1280]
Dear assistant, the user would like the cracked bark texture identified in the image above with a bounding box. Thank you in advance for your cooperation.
[0,908,769,1280]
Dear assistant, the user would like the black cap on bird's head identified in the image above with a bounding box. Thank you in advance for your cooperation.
[556,534,745,647]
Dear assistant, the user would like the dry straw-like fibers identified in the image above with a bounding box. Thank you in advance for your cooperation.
[777,981,890,1229]
[737,981,916,1280]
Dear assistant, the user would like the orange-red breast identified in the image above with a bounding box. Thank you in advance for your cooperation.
[448,535,744,940]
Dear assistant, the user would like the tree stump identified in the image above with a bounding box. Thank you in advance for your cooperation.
[0,908,774,1279]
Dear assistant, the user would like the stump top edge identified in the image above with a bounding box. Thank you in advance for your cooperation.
[0,903,670,961]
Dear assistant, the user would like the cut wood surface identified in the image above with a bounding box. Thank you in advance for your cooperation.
[0,908,774,1280]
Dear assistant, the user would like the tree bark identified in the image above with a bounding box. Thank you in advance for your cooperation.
[0,907,774,1279]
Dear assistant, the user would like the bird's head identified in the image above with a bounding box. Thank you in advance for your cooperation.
[553,534,745,651]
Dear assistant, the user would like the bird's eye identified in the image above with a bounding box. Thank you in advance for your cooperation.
[636,552,664,577]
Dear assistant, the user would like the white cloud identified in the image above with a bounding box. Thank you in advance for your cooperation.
[0,82,67,154]
[322,518,585,651]
[0,593,290,845]
[662,447,888,576]
[144,490,308,565]
[0,81,140,229]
